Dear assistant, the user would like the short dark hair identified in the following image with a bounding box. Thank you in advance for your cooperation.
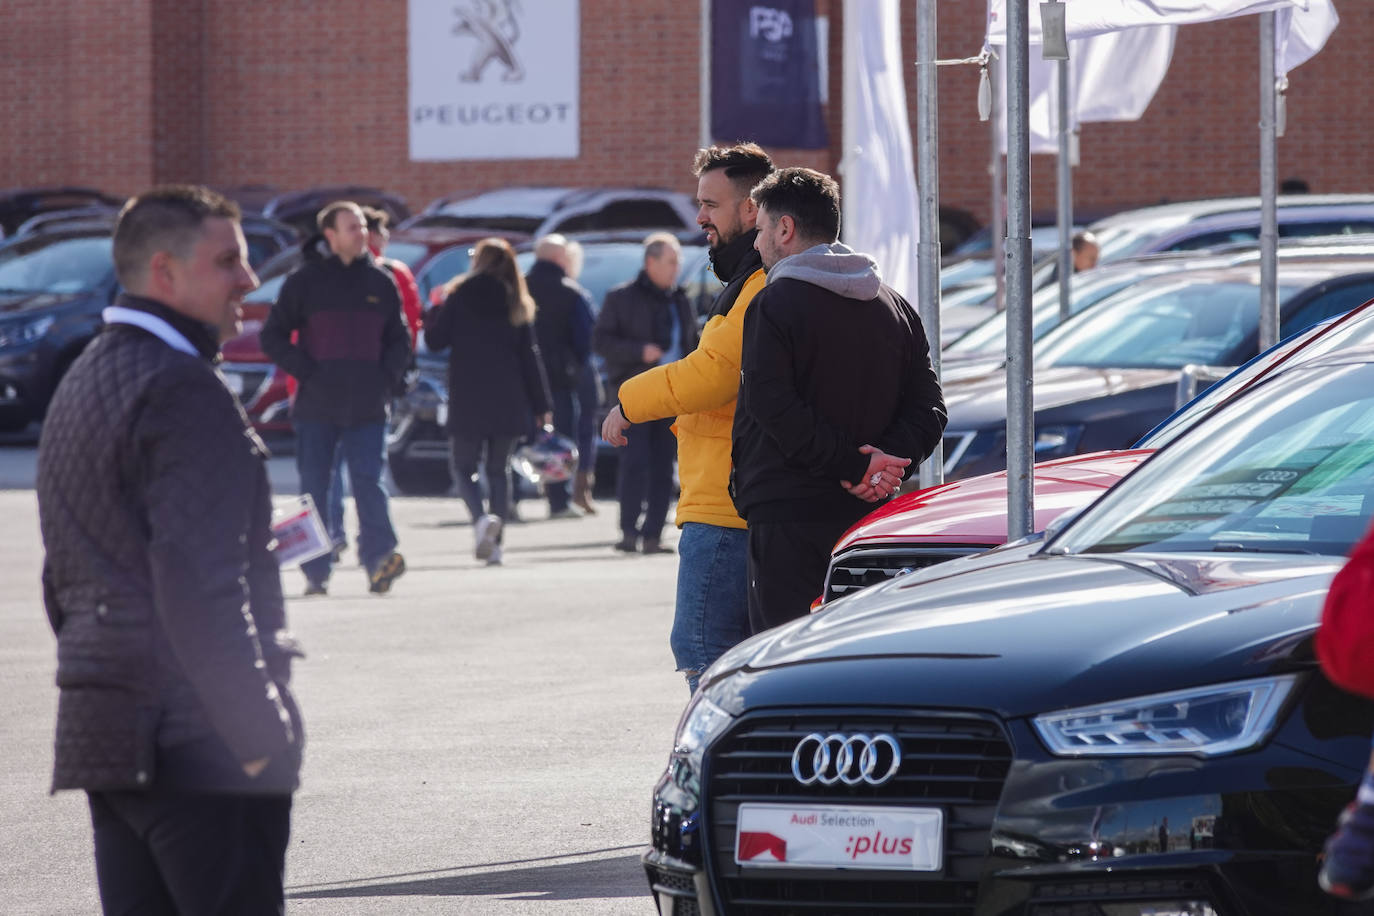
[693,142,774,198]
[361,206,389,232]
[316,201,362,232]
[112,185,240,288]
[750,167,841,244]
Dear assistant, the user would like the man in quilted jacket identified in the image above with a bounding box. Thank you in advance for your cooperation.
[36,186,304,914]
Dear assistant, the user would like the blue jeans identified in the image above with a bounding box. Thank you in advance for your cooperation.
[297,420,398,583]
[669,523,751,694]
[327,448,347,546]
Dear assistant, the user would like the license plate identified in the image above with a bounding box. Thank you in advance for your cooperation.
[735,803,942,871]
[436,402,448,427]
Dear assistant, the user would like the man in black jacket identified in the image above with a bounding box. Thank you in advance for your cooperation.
[528,234,596,517]
[593,232,697,553]
[261,201,411,595]
[36,186,304,914]
[732,167,947,632]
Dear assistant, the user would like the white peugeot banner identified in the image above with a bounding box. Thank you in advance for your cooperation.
[409,0,580,161]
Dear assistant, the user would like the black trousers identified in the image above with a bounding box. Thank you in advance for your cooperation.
[88,790,292,916]
[747,520,846,634]
[617,417,676,542]
[450,433,518,530]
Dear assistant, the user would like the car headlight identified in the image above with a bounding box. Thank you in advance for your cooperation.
[664,693,736,810]
[0,314,56,350]
[1033,674,1298,757]
[1033,423,1084,459]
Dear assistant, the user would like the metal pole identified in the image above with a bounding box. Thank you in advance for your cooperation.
[1056,58,1073,323]
[1005,0,1034,540]
[916,0,943,489]
[700,0,712,148]
[1259,12,1279,352]
[991,61,1006,313]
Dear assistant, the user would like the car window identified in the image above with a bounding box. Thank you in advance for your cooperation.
[0,236,113,294]
[1036,279,1299,370]
[1283,279,1374,335]
[244,272,287,304]
[1165,228,1259,251]
[554,200,687,233]
[415,245,473,304]
[1280,220,1374,238]
[386,241,430,270]
[946,272,1143,357]
[1058,363,1374,557]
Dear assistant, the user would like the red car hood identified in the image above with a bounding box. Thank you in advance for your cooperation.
[833,449,1154,553]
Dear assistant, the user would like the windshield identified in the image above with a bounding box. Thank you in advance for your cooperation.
[1055,363,1374,557]
[1092,215,1192,262]
[946,270,1144,357]
[1140,303,1374,450]
[0,236,113,294]
[1035,279,1297,369]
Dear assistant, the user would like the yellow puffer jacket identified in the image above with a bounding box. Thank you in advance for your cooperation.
[617,269,767,529]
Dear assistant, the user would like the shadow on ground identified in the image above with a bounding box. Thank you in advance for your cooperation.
[288,849,647,901]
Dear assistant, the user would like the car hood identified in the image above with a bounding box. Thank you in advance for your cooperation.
[716,550,1339,718]
[944,366,1181,429]
[0,289,97,316]
[834,450,1152,551]
[940,355,1006,385]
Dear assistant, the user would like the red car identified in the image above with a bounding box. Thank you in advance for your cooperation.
[823,294,1374,606]
[219,226,529,435]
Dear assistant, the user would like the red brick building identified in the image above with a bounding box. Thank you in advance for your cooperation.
[2,1,1370,227]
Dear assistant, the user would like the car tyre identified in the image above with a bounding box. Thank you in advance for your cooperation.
[388,453,452,496]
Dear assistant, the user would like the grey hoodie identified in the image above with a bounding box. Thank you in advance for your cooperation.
[765,242,883,300]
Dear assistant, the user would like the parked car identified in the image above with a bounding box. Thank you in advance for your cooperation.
[0,186,122,238]
[257,186,410,238]
[386,234,715,495]
[0,229,118,430]
[823,293,1374,606]
[645,345,1374,914]
[941,259,1374,480]
[402,186,699,238]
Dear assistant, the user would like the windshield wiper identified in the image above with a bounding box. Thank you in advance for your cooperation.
[1211,542,1317,555]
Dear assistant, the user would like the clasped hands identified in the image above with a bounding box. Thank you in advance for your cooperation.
[841,445,911,502]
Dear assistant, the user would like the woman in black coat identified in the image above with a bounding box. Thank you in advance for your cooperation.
[424,238,552,565]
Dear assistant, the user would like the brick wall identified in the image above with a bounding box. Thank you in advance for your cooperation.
[1,1,1369,228]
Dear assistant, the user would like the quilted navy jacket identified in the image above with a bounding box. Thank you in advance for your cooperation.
[36,295,303,794]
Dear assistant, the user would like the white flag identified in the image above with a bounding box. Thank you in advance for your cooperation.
[841,0,919,302]
[993,25,1176,154]
[1277,0,1338,76]
[988,0,1297,44]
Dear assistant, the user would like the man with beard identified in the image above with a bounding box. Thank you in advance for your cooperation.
[601,142,773,693]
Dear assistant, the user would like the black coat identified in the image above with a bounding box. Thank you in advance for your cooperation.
[593,271,698,393]
[36,294,303,794]
[260,252,411,426]
[731,278,947,526]
[424,272,552,439]
[527,259,595,392]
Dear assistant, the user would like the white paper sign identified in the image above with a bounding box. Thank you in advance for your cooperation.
[271,495,332,568]
[409,0,580,161]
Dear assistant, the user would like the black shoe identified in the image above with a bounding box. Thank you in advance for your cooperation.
[303,579,328,597]
[642,539,674,555]
[614,535,638,553]
[369,551,406,594]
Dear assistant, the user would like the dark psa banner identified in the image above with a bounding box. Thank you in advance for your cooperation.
[712,0,829,150]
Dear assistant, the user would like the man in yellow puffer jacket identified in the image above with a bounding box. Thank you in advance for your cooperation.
[601,142,773,694]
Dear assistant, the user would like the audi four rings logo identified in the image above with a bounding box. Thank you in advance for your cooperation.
[791,733,902,786]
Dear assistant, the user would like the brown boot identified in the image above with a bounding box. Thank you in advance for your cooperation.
[573,470,597,514]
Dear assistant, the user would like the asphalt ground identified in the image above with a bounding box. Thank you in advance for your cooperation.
[0,428,687,914]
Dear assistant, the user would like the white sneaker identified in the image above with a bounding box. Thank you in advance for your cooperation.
[486,544,503,566]
[475,513,502,561]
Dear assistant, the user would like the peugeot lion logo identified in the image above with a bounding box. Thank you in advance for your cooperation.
[452,0,526,83]
[791,733,902,787]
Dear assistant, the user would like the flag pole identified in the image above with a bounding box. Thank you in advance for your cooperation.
[699,0,712,148]
[1006,0,1034,539]
[916,0,944,488]
[1259,11,1279,352]
[1056,57,1073,323]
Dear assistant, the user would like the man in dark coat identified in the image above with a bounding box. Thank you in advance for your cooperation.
[36,185,304,914]
[732,168,947,631]
[528,234,596,518]
[593,232,698,553]
[260,201,412,596]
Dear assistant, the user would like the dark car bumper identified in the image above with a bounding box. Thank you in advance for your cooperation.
[644,688,1368,915]
[0,338,58,426]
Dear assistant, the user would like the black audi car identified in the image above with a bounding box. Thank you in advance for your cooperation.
[645,347,1374,915]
